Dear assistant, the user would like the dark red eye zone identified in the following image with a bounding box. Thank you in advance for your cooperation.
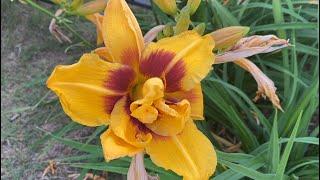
[104,65,136,93]
[140,50,174,77]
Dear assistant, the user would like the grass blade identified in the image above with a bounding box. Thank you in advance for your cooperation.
[219,159,275,180]
[268,109,280,173]
[276,111,303,179]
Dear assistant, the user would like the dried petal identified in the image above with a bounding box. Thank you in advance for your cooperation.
[215,35,289,64]
[234,58,283,111]
[49,9,72,43]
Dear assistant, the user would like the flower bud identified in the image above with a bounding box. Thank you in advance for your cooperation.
[51,0,66,5]
[70,0,84,11]
[156,31,165,41]
[187,0,201,15]
[75,0,108,15]
[193,23,206,35]
[174,7,191,35]
[210,26,250,50]
[153,0,177,16]
[162,24,174,37]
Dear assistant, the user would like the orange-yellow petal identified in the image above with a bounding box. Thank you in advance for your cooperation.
[102,0,144,68]
[101,129,143,161]
[146,99,190,136]
[46,53,135,126]
[146,120,217,180]
[166,84,204,120]
[131,104,158,124]
[85,13,104,45]
[110,96,152,148]
[140,31,215,92]
[94,47,114,62]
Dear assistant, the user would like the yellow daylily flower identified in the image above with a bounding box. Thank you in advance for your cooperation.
[47,0,217,179]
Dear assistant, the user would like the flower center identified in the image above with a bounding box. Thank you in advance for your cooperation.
[130,77,164,124]
[129,77,191,136]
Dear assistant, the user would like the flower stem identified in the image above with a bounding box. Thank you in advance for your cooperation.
[24,0,94,48]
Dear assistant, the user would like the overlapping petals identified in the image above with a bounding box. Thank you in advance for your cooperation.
[140,31,215,92]
[47,53,135,126]
[166,84,204,120]
[110,96,153,148]
[130,77,191,136]
[146,120,217,180]
[102,0,144,69]
[100,129,143,161]
[47,0,217,179]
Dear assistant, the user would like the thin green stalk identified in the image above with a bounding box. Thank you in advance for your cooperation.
[272,0,290,101]
[62,22,94,47]
[24,0,56,18]
[287,0,298,107]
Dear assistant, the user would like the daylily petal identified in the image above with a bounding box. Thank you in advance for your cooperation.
[146,99,190,136]
[166,84,204,120]
[102,0,144,68]
[146,120,217,180]
[101,129,143,161]
[47,53,135,126]
[110,96,152,148]
[93,47,114,62]
[131,104,158,124]
[140,31,215,92]
[154,99,178,117]
[85,13,104,45]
